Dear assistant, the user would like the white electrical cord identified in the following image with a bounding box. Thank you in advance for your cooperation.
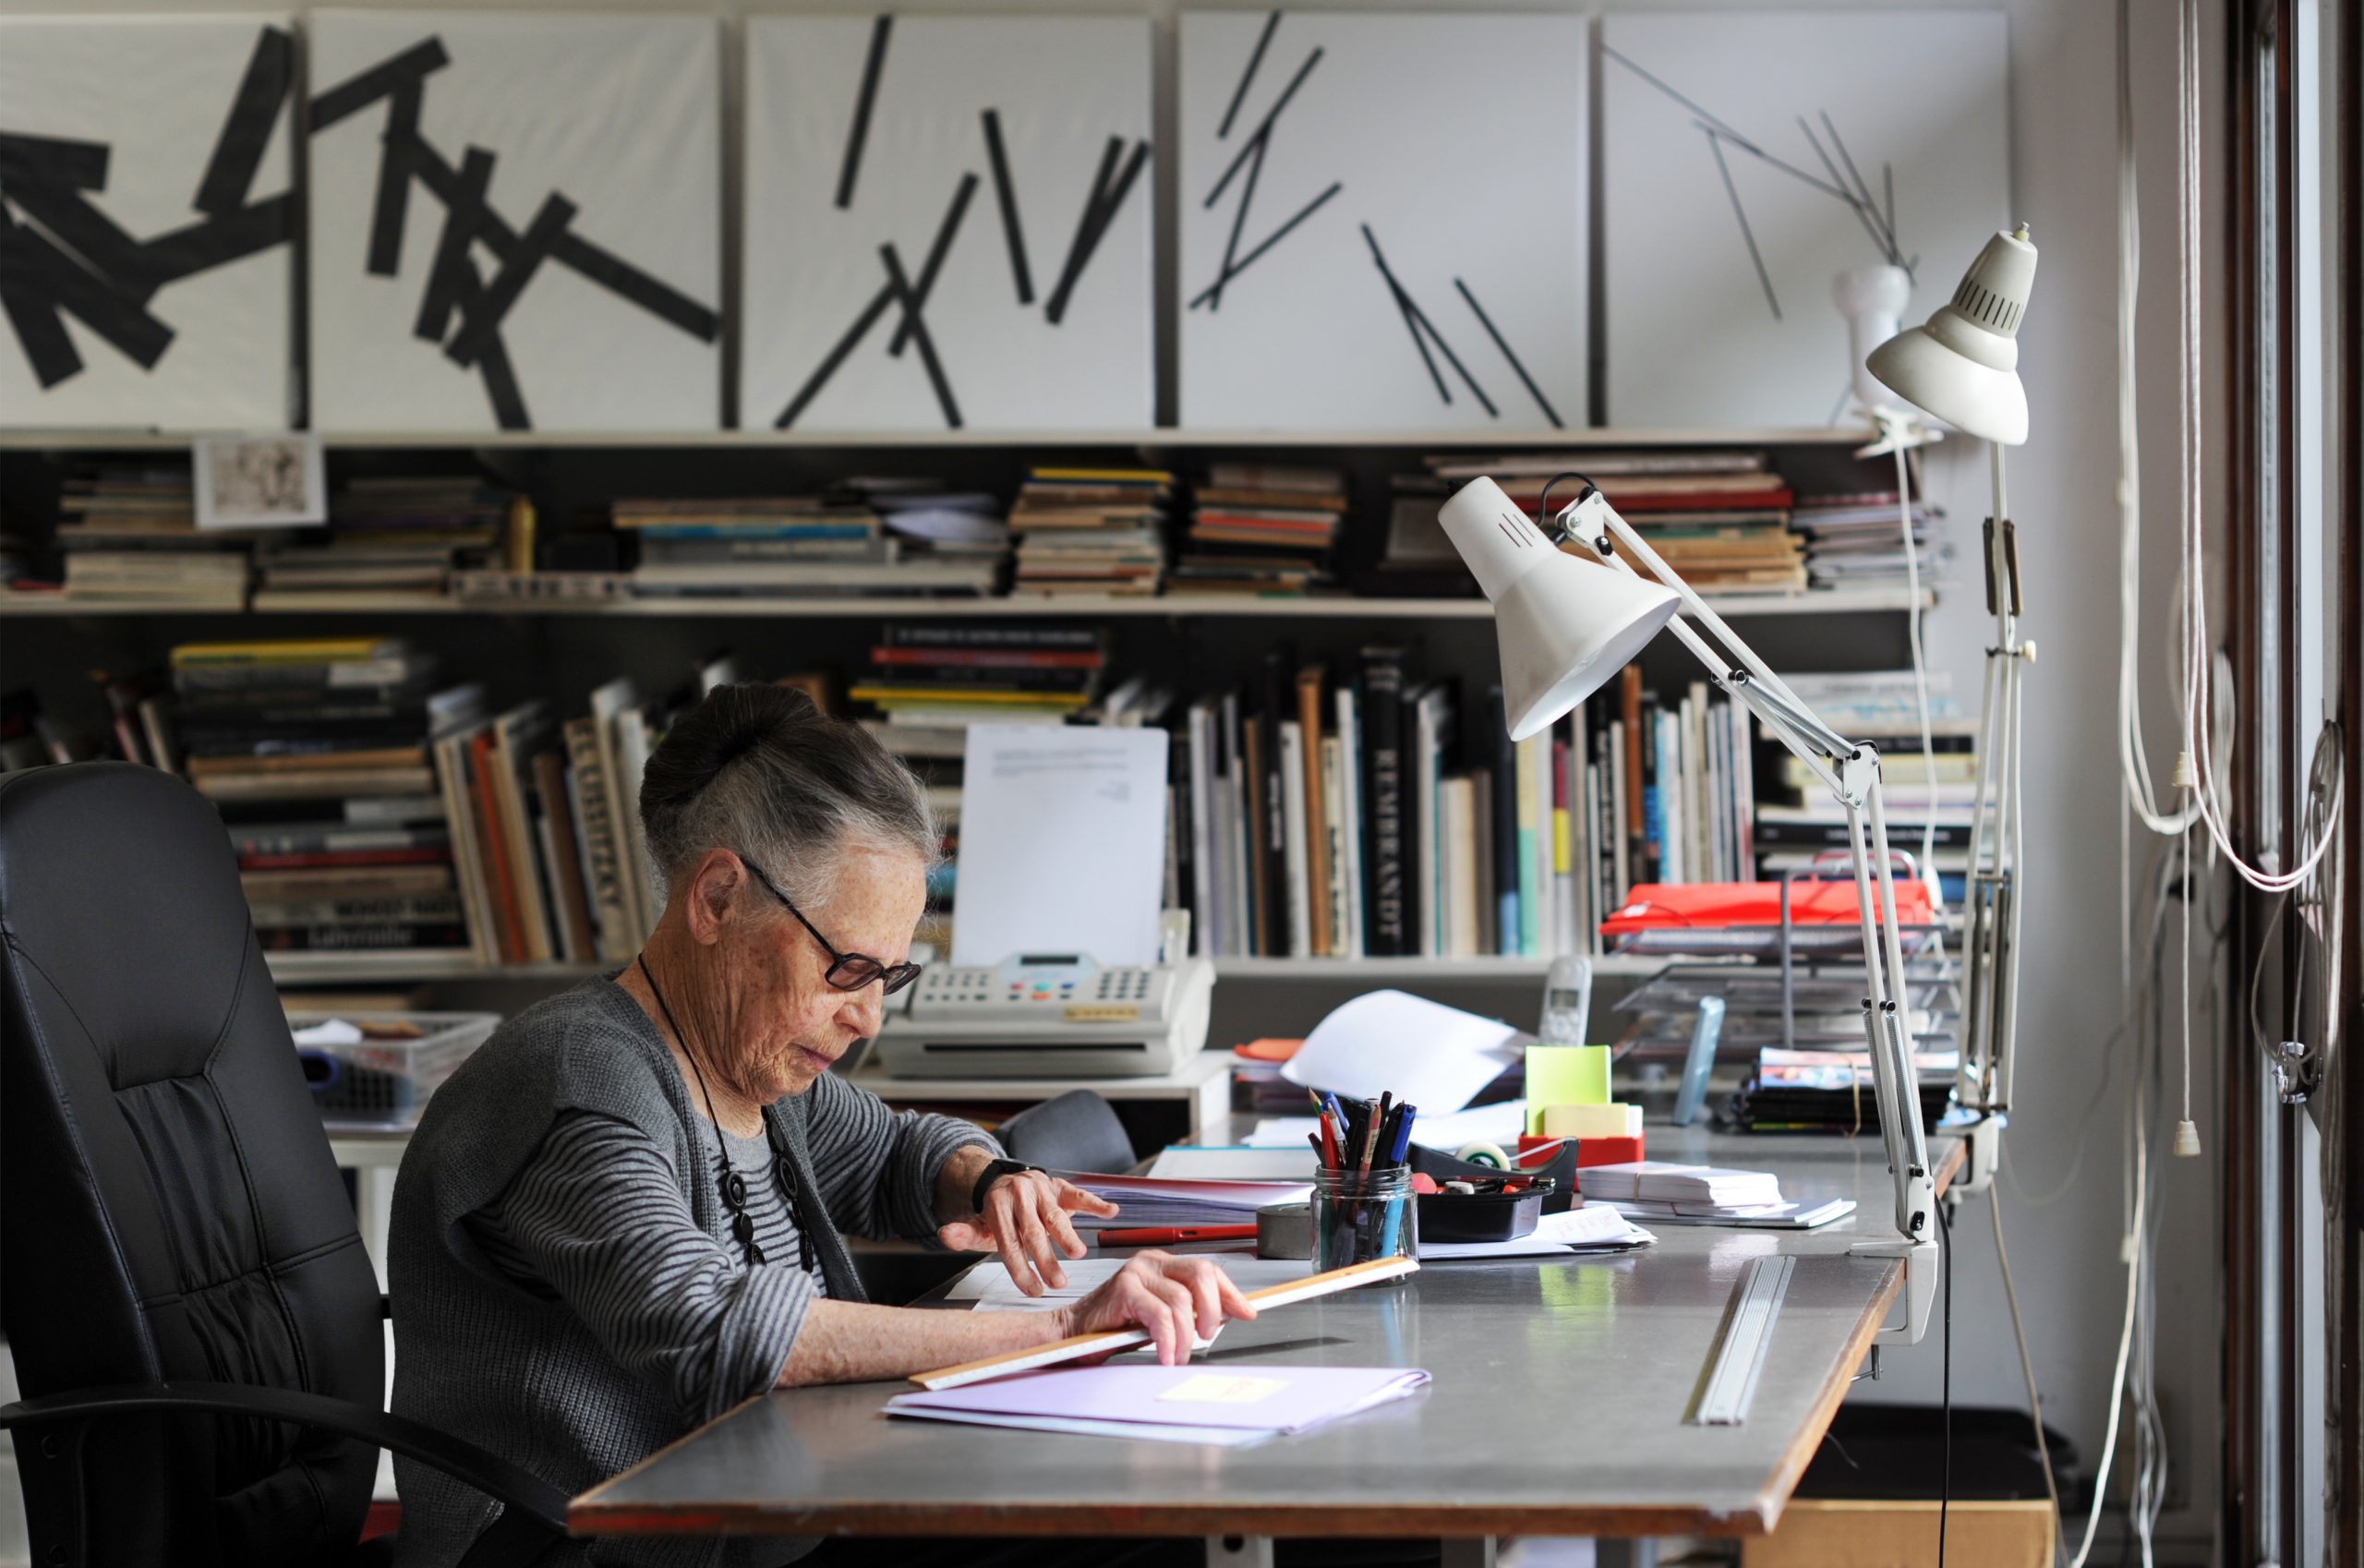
[2169,0,2341,894]
[1894,443,1941,888]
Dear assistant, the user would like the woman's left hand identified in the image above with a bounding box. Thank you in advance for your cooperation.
[937,1170,1120,1295]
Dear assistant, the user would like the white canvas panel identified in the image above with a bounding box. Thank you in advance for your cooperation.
[308,10,722,433]
[742,16,1152,433]
[0,16,296,430]
[1601,10,2011,428]
[1177,11,1586,433]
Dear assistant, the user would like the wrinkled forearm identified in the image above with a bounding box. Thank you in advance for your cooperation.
[773,1297,1067,1388]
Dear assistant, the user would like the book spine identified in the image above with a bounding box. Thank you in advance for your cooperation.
[1320,735,1351,961]
[1295,666,1332,958]
[1187,702,1220,957]
[1470,767,1496,957]
[1489,686,1519,958]
[1360,659,1407,956]
[252,924,472,951]
[1278,721,1312,959]
[536,747,599,965]
[1515,730,1543,959]
[468,729,526,964]
[1332,687,1366,960]
[1240,703,1272,958]
[431,731,495,965]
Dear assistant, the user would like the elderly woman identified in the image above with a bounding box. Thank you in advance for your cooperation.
[389,684,1254,1566]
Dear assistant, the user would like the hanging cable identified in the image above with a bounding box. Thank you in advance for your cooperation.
[1990,1188,2066,1567]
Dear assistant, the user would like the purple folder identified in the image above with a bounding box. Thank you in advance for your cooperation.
[886,1364,1429,1438]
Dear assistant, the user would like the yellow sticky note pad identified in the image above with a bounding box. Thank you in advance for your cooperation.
[1540,1103,1641,1140]
[1525,1044,1610,1134]
[1157,1373,1287,1405]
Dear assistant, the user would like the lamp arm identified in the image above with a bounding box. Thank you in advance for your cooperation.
[1562,488,1941,1344]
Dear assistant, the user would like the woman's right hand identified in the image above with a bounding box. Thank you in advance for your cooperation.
[1055,1250,1259,1366]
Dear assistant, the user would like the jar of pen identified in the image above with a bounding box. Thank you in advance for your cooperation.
[1308,1093,1417,1277]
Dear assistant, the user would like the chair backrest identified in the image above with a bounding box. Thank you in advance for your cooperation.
[996,1088,1138,1174]
[0,763,381,1564]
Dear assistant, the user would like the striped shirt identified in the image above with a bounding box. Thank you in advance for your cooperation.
[466,1114,826,1424]
[388,978,996,1568]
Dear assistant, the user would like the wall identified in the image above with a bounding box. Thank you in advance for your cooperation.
[0,0,2232,1558]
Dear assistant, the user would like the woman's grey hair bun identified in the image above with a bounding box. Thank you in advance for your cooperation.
[638,682,938,910]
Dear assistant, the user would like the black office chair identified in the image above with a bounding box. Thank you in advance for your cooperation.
[0,763,564,1566]
[998,1089,1138,1174]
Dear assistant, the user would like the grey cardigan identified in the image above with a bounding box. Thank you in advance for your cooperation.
[388,978,996,1568]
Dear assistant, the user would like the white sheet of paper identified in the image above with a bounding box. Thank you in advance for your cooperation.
[947,1255,1311,1310]
[1417,1208,1658,1260]
[1243,1102,1527,1154]
[1279,990,1523,1115]
[952,725,1169,967]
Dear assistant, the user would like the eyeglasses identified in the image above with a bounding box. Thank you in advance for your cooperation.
[733,850,924,995]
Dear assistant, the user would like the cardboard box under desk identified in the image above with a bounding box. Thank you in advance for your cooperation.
[1743,1498,2054,1568]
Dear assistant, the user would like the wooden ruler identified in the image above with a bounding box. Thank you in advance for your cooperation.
[910,1255,1419,1392]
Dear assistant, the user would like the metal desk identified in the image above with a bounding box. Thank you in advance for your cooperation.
[573,1126,1961,1559]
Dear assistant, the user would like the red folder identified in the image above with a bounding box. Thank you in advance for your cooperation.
[1598,879,1935,936]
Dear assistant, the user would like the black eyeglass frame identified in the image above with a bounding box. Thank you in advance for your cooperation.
[732,850,924,996]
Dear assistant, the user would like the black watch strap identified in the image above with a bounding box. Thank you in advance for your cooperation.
[969,1157,1041,1215]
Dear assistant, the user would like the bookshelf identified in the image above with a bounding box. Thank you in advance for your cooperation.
[0,586,1931,621]
[4,427,1936,1043]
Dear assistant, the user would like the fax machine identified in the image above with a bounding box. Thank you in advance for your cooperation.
[874,952,1215,1079]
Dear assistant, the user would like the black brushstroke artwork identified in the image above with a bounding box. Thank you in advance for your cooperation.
[0,24,296,391]
[1604,44,1915,322]
[1044,136,1149,327]
[836,16,892,211]
[308,34,721,430]
[1363,224,1494,418]
[1192,16,1336,313]
[979,110,1033,306]
[1453,278,1561,428]
[776,173,983,429]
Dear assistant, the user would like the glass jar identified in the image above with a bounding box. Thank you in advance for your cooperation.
[1310,1164,1417,1278]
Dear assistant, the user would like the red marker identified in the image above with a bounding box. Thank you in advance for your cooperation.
[1094,1224,1259,1247]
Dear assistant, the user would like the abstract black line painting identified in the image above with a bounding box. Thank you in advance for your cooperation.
[1179,12,1586,431]
[742,16,1153,432]
[1600,11,2009,427]
[308,13,723,433]
[0,17,297,428]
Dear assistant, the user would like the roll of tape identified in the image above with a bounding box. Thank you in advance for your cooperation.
[1454,1141,1512,1170]
[1256,1200,1312,1260]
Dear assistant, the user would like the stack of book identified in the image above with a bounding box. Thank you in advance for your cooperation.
[1167,464,1346,597]
[167,637,479,962]
[1791,489,1948,590]
[1422,452,1804,595]
[850,625,1104,749]
[1753,671,1974,903]
[855,482,1014,590]
[1008,467,1171,597]
[57,464,248,608]
[254,476,512,607]
[621,496,900,597]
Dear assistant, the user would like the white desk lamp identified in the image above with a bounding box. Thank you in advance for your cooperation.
[1868,225,2040,1188]
[1437,476,1941,1345]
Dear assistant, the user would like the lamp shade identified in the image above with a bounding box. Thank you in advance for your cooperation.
[1437,477,1680,742]
[1866,224,2038,445]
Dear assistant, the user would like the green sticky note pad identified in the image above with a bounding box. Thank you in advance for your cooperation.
[1525,1045,1610,1134]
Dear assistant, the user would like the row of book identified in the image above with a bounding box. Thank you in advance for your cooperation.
[7,454,1940,609]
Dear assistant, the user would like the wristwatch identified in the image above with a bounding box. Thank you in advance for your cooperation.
[969,1156,1043,1216]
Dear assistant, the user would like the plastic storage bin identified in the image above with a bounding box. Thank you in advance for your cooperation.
[289,1013,499,1129]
